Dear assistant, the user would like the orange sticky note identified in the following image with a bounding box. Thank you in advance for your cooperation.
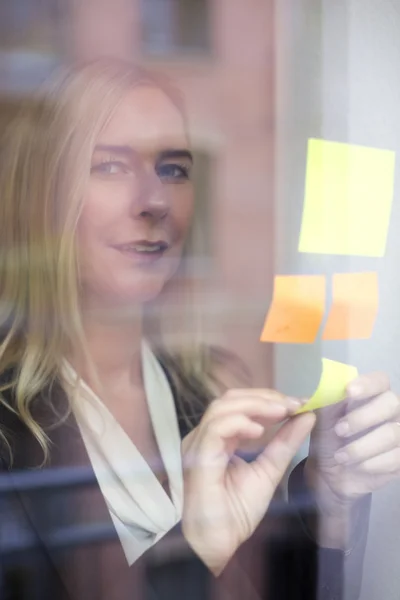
[322,272,378,340]
[260,275,326,344]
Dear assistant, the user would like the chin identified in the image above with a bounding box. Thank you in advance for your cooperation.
[83,260,181,310]
[117,275,170,306]
[129,287,165,304]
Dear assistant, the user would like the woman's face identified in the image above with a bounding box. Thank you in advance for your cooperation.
[76,85,194,309]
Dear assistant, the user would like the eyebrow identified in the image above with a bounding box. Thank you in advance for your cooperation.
[158,149,193,163]
[93,144,193,164]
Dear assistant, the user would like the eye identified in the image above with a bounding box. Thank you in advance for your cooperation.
[156,163,191,182]
[91,160,131,176]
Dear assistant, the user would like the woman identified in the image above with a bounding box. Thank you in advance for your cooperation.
[0,59,398,600]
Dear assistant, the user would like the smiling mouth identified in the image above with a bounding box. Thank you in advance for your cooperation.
[114,240,169,263]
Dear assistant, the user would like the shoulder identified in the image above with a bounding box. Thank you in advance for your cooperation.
[0,368,67,468]
[0,375,22,468]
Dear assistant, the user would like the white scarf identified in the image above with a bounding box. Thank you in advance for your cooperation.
[62,340,183,564]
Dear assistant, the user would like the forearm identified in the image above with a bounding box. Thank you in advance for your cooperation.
[302,459,371,551]
[288,459,371,600]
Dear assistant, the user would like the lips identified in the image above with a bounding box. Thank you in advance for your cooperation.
[116,240,169,253]
[113,239,169,264]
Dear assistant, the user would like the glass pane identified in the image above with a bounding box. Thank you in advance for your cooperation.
[141,0,209,56]
[141,0,177,54]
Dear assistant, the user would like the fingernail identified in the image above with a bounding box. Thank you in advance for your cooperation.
[253,423,265,435]
[287,397,302,411]
[347,383,362,397]
[335,451,348,464]
[335,421,350,437]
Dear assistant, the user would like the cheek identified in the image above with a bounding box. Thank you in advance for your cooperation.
[75,186,125,287]
[77,181,128,246]
[170,187,195,244]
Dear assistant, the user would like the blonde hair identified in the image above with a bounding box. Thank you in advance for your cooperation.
[0,59,212,464]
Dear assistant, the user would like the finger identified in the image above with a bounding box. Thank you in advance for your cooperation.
[203,396,296,425]
[335,391,400,438]
[312,399,349,433]
[255,413,316,488]
[210,415,265,443]
[222,389,306,413]
[193,414,265,470]
[185,414,265,496]
[346,371,390,401]
[335,422,400,466]
[225,388,286,399]
[358,447,400,475]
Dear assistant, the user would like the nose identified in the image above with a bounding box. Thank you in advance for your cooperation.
[133,169,169,221]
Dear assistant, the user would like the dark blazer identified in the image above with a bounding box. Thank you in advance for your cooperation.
[0,358,371,600]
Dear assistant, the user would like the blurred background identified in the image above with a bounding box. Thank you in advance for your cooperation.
[1,1,400,599]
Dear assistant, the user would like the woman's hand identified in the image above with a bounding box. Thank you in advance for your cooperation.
[181,390,316,574]
[305,372,400,547]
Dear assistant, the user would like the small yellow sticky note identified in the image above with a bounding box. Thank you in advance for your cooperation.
[296,358,358,414]
[298,139,395,257]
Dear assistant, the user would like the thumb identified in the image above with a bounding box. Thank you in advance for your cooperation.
[256,412,316,489]
[313,398,349,433]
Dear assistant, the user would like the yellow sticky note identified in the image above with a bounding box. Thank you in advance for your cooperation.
[296,358,358,414]
[298,139,395,257]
